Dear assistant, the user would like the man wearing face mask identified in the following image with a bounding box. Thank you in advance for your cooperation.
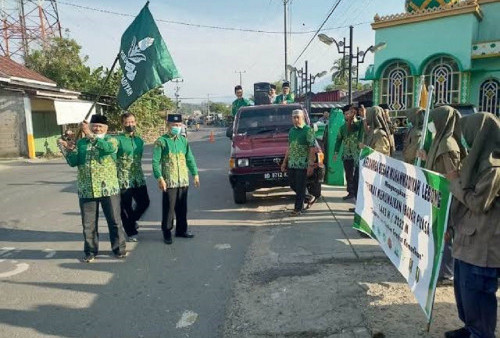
[116,112,150,242]
[152,114,200,244]
[58,115,127,263]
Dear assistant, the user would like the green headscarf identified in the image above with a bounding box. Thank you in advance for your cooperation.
[459,112,500,190]
[365,106,395,152]
[425,105,466,170]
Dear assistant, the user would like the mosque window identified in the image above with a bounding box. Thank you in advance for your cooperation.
[380,61,414,110]
[423,56,460,105]
[479,78,499,116]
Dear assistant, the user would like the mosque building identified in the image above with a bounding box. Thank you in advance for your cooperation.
[364,0,500,116]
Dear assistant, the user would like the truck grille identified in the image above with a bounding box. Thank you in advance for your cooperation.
[250,156,284,167]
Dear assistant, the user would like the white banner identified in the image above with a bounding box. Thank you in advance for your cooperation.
[353,147,452,320]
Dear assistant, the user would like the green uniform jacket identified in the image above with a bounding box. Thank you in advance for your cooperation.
[334,120,364,162]
[65,135,120,199]
[274,93,295,104]
[231,98,252,116]
[115,132,146,189]
[287,125,315,169]
[152,133,198,188]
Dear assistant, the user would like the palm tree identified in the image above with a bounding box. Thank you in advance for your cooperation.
[325,56,358,91]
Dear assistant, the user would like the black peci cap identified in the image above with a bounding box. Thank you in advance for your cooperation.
[90,114,108,125]
[234,85,242,92]
[167,114,182,123]
[270,84,276,89]
[282,81,290,88]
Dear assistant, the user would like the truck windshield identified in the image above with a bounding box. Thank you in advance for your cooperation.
[236,106,299,135]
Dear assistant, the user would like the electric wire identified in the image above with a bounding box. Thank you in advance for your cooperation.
[292,0,344,65]
[57,0,367,35]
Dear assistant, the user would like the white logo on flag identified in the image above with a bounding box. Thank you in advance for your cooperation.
[120,36,154,96]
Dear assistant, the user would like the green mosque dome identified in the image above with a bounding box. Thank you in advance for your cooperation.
[405,0,460,13]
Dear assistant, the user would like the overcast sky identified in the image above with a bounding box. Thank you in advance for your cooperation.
[57,0,405,103]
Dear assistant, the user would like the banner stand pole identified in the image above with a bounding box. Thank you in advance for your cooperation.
[76,54,120,139]
[415,84,434,168]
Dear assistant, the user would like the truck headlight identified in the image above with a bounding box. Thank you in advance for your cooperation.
[237,158,250,167]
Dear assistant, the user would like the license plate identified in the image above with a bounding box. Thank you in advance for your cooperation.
[264,172,287,180]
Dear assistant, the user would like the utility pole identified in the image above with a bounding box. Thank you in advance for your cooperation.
[206,94,209,116]
[172,79,184,113]
[283,0,289,81]
[234,70,246,86]
[348,25,353,105]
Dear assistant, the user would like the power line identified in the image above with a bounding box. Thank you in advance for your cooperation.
[292,0,344,65]
[57,0,367,35]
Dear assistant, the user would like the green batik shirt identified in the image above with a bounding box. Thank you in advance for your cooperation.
[115,132,146,189]
[152,133,198,188]
[274,93,295,104]
[65,135,120,199]
[334,120,364,163]
[287,125,315,169]
[231,98,253,116]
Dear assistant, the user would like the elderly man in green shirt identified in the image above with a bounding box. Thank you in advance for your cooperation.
[281,109,316,216]
[274,81,295,104]
[58,115,126,263]
[115,112,150,242]
[231,85,252,117]
[153,114,200,244]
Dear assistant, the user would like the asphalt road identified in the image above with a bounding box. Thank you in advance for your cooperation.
[0,128,262,338]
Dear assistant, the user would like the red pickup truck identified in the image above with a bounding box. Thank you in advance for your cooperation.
[227,103,325,204]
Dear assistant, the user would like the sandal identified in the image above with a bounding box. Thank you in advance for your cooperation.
[305,196,317,209]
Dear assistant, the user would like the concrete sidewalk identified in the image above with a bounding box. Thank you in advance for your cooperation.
[223,184,465,338]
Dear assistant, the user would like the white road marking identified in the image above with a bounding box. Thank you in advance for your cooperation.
[0,247,15,257]
[43,249,56,258]
[0,262,29,278]
[214,243,231,250]
[176,310,198,329]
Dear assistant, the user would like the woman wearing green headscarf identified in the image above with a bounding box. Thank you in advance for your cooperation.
[444,113,500,338]
[402,108,424,163]
[418,105,466,285]
[359,105,394,156]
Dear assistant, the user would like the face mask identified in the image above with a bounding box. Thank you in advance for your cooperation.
[461,135,471,150]
[125,125,136,133]
[95,133,105,139]
[427,121,437,134]
[171,126,182,135]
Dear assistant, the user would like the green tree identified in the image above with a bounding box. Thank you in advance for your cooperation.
[25,36,175,136]
[210,102,231,117]
[25,37,92,91]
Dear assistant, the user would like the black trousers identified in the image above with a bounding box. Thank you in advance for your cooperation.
[343,159,359,197]
[120,185,150,236]
[288,168,307,212]
[79,195,126,256]
[161,187,189,238]
[454,259,499,338]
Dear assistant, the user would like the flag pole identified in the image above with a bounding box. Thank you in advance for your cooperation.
[416,75,425,108]
[415,84,434,168]
[83,54,120,122]
[74,54,120,140]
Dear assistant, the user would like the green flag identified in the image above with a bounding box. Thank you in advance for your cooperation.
[117,2,180,110]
